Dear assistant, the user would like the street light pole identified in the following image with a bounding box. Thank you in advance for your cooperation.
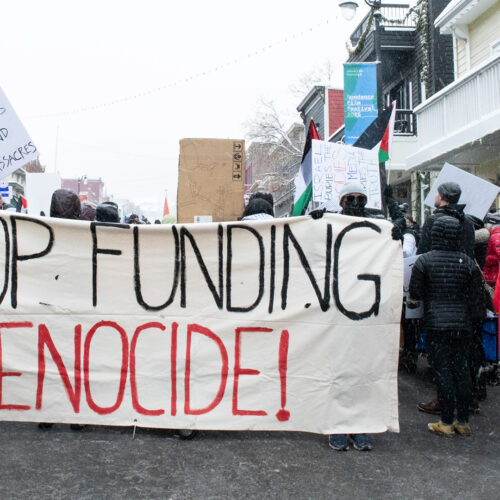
[339,0,388,213]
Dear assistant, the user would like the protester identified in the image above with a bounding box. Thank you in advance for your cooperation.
[417,182,474,258]
[484,213,500,288]
[416,182,480,415]
[50,189,81,220]
[39,189,83,431]
[79,203,96,221]
[399,211,420,373]
[241,192,274,221]
[96,201,120,223]
[310,181,404,451]
[126,213,142,224]
[409,216,483,437]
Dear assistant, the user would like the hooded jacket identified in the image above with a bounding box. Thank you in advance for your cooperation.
[50,189,81,220]
[483,226,500,284]
[417,203,475,259]
[409,216,483,333]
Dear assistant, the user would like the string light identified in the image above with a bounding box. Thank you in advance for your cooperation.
[25,19,334,120]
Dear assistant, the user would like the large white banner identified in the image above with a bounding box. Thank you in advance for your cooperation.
[0,213,402,434]
[312,140,382,210]
[0,87,39,180]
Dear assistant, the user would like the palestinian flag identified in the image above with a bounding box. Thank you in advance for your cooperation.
[292,118,321,216]
[354,101,396,162]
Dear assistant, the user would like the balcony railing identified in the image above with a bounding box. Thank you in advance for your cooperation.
[413,53,500,152]
[350,4,416,45]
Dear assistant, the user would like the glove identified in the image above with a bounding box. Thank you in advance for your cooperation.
[309,208,325,220]
[391,224,402,241]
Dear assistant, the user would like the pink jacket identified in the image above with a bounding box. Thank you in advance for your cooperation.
[483,226,500,284]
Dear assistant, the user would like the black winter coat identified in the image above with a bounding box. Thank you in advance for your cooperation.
[409,216,483,333]
[417,204,475,259]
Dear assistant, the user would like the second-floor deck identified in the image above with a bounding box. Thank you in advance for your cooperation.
[407,52,500,170]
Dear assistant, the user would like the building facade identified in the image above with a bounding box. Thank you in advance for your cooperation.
[407,0,500,213]
[327,0,455,218]
[61,177,105,204]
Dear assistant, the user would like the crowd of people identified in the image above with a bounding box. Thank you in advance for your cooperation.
[300,180,499,449]
[1,182,499,450]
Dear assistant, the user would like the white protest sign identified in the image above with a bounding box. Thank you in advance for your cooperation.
[25,172,61,216]
[424,163,500,219]
[0,213,402,434]
[403,255,423,319]
[0,87,39,181]
[312,140,382,210]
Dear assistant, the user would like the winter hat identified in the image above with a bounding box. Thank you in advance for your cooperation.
[437,182,461,204]
[96,201,120,223]
[243,197,274,218]
[339,181,367,200]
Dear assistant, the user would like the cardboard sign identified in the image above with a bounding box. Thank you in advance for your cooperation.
[311,140,382,210]
[25,173,61,217]
[177,139,245,224]
[0,213,402,434]
[424,163,500,219]
[0,87,39,180]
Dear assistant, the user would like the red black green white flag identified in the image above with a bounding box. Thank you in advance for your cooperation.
[292,118,321,216]
[353,101,396,162]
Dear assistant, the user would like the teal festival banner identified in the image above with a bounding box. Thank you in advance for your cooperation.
[343,63,378,145]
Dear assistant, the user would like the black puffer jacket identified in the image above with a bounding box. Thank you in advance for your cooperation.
[409,215,483,333]
[417,203,475,258]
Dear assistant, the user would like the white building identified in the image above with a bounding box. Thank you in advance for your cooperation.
[407,0,500,213]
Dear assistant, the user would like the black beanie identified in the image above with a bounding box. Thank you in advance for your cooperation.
[96,201,120,223]
[437,182,461,204]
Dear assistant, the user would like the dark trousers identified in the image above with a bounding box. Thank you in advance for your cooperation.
[427,331,472,425]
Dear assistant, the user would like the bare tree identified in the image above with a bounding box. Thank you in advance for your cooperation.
[244,99,303,158]
[289,59,336,100]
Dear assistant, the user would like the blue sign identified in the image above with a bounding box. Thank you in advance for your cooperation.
[343,63,378,145]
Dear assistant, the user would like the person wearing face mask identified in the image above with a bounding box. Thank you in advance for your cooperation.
[309,181,404,451]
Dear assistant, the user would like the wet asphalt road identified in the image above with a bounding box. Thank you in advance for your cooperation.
[0,367,499,500]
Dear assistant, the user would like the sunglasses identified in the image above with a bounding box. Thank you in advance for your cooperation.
[345,194,367,204]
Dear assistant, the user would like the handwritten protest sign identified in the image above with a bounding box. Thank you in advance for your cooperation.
[312,140,382,210]
[0,213,402,434]
[0,87,39,181]
[424,163,500,220]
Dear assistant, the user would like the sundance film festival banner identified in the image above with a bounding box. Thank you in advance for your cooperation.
[344,62,378,145]
[0,213,402,434]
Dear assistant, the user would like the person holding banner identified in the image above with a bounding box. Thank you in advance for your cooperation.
[409,216,483,437]
[310,181,403,451]
[39,189,84,431]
